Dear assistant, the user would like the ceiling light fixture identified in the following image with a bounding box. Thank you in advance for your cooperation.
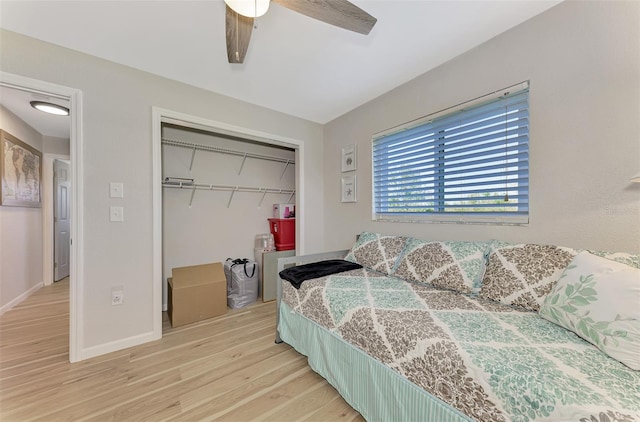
[631,171,640,183]
[30,101,69,116]
[224,0,270,18]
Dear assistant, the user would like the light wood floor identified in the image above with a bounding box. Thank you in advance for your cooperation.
[0,279,364,421]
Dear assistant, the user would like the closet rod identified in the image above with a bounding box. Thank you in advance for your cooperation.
[162,138,296,165]
[162,181,295,195]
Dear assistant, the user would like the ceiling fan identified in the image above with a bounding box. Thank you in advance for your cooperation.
[225,0,377,63]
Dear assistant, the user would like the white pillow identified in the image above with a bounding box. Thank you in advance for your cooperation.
[540,251,640,370]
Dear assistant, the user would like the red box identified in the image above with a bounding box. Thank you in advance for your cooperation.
[268,218,295,251]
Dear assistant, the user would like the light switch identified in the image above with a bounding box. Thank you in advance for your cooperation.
[110,182,124,198]
[110,206,124,222]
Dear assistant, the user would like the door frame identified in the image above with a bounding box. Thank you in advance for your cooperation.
[0,71,84,363]
[151,107,305,337]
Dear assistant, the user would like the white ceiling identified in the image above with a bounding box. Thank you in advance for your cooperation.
[0,0,561,134]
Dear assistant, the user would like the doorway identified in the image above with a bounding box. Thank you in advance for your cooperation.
[160,124,296,311]
[0,71,83,362]
[151,108,305,339]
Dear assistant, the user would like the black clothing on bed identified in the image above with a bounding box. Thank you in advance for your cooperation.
[279,259,362,289]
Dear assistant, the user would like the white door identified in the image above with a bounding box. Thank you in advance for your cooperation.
[54,159,71,281]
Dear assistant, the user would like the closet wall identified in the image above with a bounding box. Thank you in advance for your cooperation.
[161,125,295,307]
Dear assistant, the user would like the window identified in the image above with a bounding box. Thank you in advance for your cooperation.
[373,82,529,224]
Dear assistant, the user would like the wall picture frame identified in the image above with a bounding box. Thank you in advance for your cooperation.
[341,144,357,172]
[341,175,357,203]
[0,129,42,207]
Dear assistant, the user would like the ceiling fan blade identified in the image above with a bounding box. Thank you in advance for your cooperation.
[225,5,254,64]
[273,0,376,35]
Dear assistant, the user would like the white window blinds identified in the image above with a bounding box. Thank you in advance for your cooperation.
[372,82,529,224]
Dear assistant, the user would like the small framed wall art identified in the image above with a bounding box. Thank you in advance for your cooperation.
[341,175,357,203]
[0,129,42,207]
[341,144,357,172]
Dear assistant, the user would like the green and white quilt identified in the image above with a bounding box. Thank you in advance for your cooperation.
[281,268,640,422]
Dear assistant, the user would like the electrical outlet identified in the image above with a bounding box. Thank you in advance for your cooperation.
[111,287,124,306]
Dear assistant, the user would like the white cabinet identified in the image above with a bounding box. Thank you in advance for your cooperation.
[261,250,295,302]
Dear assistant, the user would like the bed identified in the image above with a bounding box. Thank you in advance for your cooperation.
[275,235,640,422]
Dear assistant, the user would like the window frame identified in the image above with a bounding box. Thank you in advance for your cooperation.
[372,81,530,225]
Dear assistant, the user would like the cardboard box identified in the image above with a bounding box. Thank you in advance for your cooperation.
[273,203,295,219]
[168,262,227,327]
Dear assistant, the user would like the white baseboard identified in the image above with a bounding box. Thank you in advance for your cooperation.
[80,330,161,361]
[0,282,44,316]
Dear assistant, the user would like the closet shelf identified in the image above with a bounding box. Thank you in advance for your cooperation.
[162,178,295,208]
[162,138,296,166]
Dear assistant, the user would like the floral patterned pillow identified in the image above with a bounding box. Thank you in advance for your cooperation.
[587,250,640,269]
[344,232,408,275]
[392,239,489,294]
[540,251,640,370]
[479,242,578,311]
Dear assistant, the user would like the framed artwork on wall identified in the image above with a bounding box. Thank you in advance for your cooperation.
[341,175,357,203]
[0,129,42,207]
[341,144,357,172]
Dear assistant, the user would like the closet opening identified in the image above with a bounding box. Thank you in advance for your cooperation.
[154,115,302,334]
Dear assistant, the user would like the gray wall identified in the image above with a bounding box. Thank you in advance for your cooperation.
[0,106,44,310]
[323,1,640,253]
[0,30,324,354]
[43,135,70,155]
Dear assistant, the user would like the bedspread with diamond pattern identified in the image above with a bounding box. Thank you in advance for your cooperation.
[281,268,640,422]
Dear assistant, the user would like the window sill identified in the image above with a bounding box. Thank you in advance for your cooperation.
[373,213,529,226]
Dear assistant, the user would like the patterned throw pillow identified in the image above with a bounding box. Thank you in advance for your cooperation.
[393,239,489,294]
[540,251,640,370]
[344,232,408,275]
[479,242,578,311]
[587,250,640,269]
